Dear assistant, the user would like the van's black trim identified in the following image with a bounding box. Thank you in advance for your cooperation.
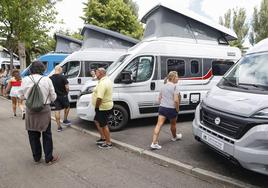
[180,103,199,111]
[200,103,268,139]
[139,107,159,114]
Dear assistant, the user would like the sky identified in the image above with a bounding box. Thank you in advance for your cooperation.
[54,0,262,33]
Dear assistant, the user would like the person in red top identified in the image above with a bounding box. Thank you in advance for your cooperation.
[5,69,25,119]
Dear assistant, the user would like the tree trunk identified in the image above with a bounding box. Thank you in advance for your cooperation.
[9,48,14,74]
[18,41,26,70]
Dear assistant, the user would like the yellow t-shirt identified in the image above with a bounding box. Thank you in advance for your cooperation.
[92,76,113,111]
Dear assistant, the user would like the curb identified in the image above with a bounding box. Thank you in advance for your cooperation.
[67,122,256,188]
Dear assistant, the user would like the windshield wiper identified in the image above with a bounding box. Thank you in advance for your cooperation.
[239,83,268,91]
[222,77,238,87]
[222,77,248,90]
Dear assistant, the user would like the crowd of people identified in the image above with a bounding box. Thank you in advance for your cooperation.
[1,61,182,165]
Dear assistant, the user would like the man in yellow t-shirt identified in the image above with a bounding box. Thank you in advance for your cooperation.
[92,68,113,149]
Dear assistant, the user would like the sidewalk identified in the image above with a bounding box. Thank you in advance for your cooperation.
[0,97,228,188]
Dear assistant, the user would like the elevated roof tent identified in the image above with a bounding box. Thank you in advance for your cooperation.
[141,3,237,45]
[81,24,139,50]
[54,33,82,53]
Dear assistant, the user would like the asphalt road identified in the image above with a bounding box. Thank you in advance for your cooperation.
[0,97,228,188]
[67,107,268,188]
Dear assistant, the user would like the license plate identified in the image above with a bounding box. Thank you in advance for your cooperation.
[201,133,224,151]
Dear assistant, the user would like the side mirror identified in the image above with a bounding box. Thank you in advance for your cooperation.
[121,71,132,84]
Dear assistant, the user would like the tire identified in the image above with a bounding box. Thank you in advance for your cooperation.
[108,104,129,131]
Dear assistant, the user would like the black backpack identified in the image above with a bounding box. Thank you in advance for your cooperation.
[25,76,48,112]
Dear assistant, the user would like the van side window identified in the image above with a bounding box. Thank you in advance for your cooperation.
[191,60,199,74]
[167,59,185,76]
[212,61,234,76]
[62,61,80,79]
[84,61,112,77]
[121,56,154,82]
[41,61,48,72]
[53,62,60,68]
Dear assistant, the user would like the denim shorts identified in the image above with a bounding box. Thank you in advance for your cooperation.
[158,106,178,120]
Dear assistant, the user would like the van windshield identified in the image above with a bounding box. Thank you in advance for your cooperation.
[107,54,130,76]
[221,52,268,92]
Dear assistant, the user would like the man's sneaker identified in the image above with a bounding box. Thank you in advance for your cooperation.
[150,143,162,150]
[98,143,112,149]
[57,126,63,132]
[171,133,182,141]
[96,138,106,145]
[63,120,71,126]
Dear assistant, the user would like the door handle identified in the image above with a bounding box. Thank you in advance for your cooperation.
[150,82,155,90]
[77,78,81,84]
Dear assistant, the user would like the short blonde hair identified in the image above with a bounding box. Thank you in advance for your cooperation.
[55,65,62,73]
[164,71,178,83]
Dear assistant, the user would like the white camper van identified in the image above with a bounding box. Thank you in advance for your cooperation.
[49,25,139,102]
[0,47,20,70]
[192,38,268,175]
[76,4,241,131]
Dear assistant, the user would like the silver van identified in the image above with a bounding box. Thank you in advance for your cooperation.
[193,38,268,175]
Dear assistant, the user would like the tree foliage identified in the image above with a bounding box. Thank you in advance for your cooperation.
[250,0,268,44]
[0,0,58,67]
[219,8,249,49]
[82,0,143,39]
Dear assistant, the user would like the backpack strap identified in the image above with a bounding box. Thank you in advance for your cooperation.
[29,75,43,84]
[29,75,50,105]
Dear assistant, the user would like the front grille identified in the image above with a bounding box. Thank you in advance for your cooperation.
[200,104,268,139]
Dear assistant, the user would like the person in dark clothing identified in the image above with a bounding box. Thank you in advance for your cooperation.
[17,61,59,165]
[50,65,71,132]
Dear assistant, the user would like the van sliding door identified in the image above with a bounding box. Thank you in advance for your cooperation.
[62,61,81,101]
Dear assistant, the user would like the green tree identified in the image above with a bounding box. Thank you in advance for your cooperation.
[82,0,143,39]
[250,0,268,44]
[123,0,139,17]
[219,8,249,49]
[0,0,58,69]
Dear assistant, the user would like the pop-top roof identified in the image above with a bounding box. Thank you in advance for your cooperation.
[141,3,237,44]
[81,24,139,49]
[54,33,82,53]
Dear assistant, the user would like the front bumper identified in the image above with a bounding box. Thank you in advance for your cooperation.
[76,94,95,121]
[192,105,268,175]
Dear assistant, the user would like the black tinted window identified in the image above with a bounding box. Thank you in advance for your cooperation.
[84,61,112,77]
[212,61,234,76]
[191,60,199,74]
[167,59,185,76]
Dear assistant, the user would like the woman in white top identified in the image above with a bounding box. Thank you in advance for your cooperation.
[150,71,182,150]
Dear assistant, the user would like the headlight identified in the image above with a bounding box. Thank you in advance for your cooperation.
[253,108,268,119]
[80,86,94,97]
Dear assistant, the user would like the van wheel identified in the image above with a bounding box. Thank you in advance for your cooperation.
[108,104,129,131]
